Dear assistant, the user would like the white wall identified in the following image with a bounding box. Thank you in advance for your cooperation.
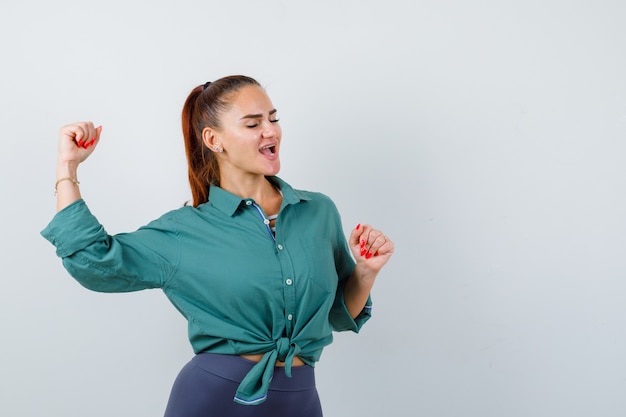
[2,1,625,416]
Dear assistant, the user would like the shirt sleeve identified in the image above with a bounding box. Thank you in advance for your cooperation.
[41,199,180,293]
[327,201,372,333]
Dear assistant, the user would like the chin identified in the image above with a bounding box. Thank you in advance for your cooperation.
[264,162,281,176]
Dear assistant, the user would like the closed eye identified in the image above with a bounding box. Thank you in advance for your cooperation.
[241,109,279,127]
[246,118,279,128]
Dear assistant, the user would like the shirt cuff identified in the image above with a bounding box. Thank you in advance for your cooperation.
[41,199,106,258]
[329,285,372,333]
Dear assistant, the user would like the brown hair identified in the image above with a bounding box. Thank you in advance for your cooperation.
[181,75,261,207]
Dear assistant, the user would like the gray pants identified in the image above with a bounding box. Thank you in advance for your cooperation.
[164,353,323,417]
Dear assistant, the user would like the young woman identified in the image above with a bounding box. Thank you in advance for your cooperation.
[42,75,394,416]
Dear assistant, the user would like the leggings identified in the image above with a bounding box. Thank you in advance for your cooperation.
[163,353,323,417]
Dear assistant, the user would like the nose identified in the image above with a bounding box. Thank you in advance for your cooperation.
[261,120,280,138]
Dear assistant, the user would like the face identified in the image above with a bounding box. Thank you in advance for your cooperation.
[205,85,282,182]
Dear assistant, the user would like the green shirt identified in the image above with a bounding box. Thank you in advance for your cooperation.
[41,177,372,405]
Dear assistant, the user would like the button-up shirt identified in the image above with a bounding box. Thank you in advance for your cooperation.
[41,177,372,405]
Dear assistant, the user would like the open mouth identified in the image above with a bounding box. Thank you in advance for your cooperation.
[259,144,277,156]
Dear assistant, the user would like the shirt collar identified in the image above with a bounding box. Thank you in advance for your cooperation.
[202,176,310,217]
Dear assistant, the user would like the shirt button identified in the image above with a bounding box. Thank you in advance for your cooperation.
[264,219,270,225]
[286,279,293,285]
[277,244,283,250]
[287,314,293,321]
[245,200,252,206]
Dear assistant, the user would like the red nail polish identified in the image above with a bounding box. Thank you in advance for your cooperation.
[90,139,96,146]
[360,248,367,256]
[356,224,361,230]
[360,240,365,248]
[374,251,379,257]
[77,139,84,147]
[366,252,372,259]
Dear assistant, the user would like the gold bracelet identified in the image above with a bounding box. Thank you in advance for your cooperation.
[54,177,80,195]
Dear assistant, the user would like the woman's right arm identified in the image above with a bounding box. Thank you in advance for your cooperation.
[55,122,102,211]
[45,122,178,293]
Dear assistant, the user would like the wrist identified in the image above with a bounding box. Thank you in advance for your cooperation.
[56,160,79,179]
[349,265,377,293]
[353,262,377,281]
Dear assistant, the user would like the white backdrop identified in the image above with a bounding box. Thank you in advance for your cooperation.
[1,1,625,416]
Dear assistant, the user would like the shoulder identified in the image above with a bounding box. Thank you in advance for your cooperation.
[292,188,340,218]
[139,204,202,232]
[297,189,334,204]
[273,176,338,209]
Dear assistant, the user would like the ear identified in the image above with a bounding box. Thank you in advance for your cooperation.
[202,127,222,152]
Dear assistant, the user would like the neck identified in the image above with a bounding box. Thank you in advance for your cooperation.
[219,174,278,203]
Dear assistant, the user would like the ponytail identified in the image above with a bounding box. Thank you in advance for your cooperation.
[181,75,261,207]
[181,86,218,207]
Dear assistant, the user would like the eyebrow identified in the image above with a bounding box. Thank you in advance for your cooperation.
[240,109,278,120]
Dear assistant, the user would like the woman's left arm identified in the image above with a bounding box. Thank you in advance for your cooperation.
[344,224,394,318]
